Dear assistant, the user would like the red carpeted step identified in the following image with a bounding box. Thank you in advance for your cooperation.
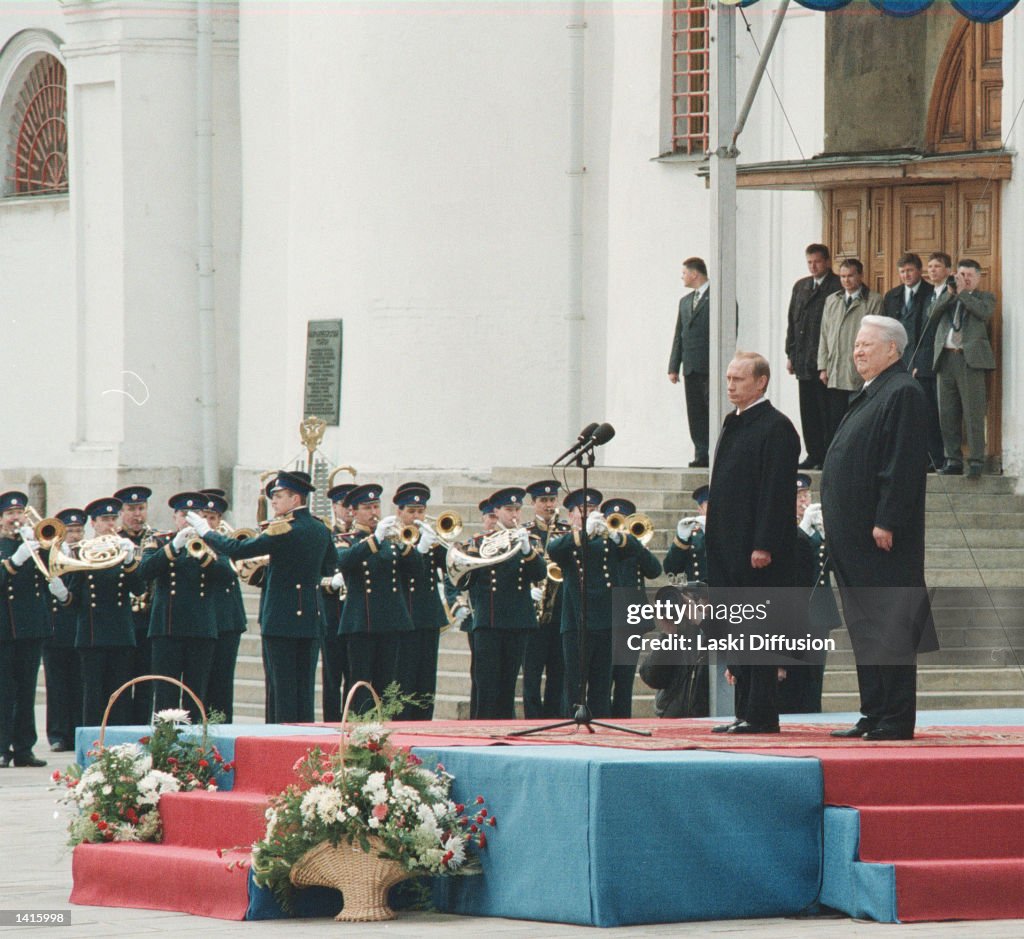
[71,843,251,920]
[232,735,339,794]
[159,790,269,850]
[895,858,1024,922]
[818,748,1024,806]
[858,804,1024,861]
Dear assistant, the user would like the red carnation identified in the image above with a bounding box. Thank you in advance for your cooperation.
[454,803,464,813]
[198,759,209,768]
[474,796,484,804]
[479,831,488,848]
[138,736,151,745]
[322,772,334,784]
[469,824,478,833]
[372,803,388,821]
[479,809,488,817]
[96,820,107,830]
[487,816,497,827]
[90,813,99,822]
[51,770,61,782]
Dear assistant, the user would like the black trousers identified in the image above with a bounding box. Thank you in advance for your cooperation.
[398,628,440,721]
[684,372,710,462]
[855,662,916,733]
[610,662,637,718]
[731,663,779,727]
[79,646,135,728]
[823,387,852,453]
[797,377,829,463]
[320,632,348,723]
[521,620,564,719]
[915,375,946,470]
[465,630,477,719]
[0,638,44,758]
[206,632,242,723]
[262,636,318,724]
[345,633,401,715]
[562,630,613,719]
[776,662,825,714]
[262,636,276,722]
[472,629,527,720]
[44,643,83,747]
[150,636,216,722]
[128,628,153,724]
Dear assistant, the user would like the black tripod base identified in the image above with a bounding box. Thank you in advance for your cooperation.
[507,704,653,738]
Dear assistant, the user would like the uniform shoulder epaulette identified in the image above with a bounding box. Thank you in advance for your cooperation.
[142,536,160,550]
[265,518,292,536]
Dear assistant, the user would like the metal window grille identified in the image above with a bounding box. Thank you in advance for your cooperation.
[10,55,68,195]
[671,0,710,156]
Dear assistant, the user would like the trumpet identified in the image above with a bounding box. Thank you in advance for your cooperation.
[606,512,654,546]
[425,511,463,542]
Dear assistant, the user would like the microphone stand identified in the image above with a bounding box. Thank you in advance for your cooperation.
[510,442,651,738]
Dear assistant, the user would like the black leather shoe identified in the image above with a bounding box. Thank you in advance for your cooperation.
[13,753,46,767]
[863,727,914,741]
[830,722,874,738]
[798,457,821,470]
[727,721,780,734]
[937,462,963,476]
[50,742,68,753]
[966,463,983,479]
[711,720,741,733]
[688,459,709,468]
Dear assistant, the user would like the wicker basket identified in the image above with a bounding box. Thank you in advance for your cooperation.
[99,674,208,747]
[288,681,411,921]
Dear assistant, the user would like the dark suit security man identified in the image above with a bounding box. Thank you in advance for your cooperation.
[668,257,711,467]
[189,471,334,723]
[0,491,67,767]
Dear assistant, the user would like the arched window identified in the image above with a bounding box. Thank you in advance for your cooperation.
[9,54,67,194]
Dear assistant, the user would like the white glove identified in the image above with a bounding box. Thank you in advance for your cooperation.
[186,512,211,536]
[330,572,345,590]
[585,512,606,537]
[48,577,69,602]
[519,529,532,555]
[416,525,438,554]
[609,530,624,545]
[676,517,701,542]
[11,539,39,567]
[530,585,544,603]
[454,606,471,626]
[800,503,824,536]
[375,515,398,543]
[18,525,35,542]
[118,537,137,554]
[171,528,190,551]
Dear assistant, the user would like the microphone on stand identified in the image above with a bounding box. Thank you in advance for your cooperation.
[552,422,601,466]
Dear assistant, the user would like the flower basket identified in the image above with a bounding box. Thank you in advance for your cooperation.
[289,836,411,922]
[99,675,208,749]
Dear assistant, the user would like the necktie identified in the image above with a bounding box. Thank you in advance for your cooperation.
[952,301,963,332]
[844,295,852,310]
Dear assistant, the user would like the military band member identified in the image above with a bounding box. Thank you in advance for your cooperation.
[43,509,86,752]
[602,497,662,718]
[0,491,65,767]
[331,484,418,713]
[137,493,228,720]
[548,488,645,719]
[66,498,142,729]
[198,493,248,722]
[522,479,569,719]
[663,485,708,583]
[458,498,494,719]
[114,485,156,723]
[458,488,544,719]
[778,474,840,714]
[189,471,334,723]
[394,482,446,720]
[320,482,354,723]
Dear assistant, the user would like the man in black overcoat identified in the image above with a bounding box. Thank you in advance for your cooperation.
[786,243,842,469]
[822,315,937,741]
[706,352,800,733]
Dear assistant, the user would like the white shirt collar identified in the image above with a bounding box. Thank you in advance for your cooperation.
[736,395,768,415]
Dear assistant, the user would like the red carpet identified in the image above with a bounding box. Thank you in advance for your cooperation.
[69,720,1024,922]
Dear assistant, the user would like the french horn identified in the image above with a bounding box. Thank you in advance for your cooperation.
[445,526,530,588]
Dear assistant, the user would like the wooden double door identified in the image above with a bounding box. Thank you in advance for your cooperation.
[825,181,1002,465]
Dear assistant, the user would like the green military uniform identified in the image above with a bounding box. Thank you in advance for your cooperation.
[335,484,418,714]
[462,488,545,720]
[663,486,710,585]
[0,493,56,766]
[319,482,354,723]
[601,498,662,719]
[114,486,156,724]
[138,494,231,720]
[548,489,644,719]
[522,502,570,719]
[196,474,334,723]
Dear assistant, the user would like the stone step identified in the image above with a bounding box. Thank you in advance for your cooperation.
[924,548,1024,568]
[487,466,709,491]
[923,569,1024,588]
[826,647,1024,667]
[926,512,1024,530]
[926,529,1024,548]
[823,666,1024,693]
[822,689,1024,711]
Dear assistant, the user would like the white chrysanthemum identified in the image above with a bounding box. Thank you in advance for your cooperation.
[365,771,386,791]
[426,785,446,803]
[415,803,437,827]
[102,784,113,795]
[133,752,153,773]
[347,806,359,817]
[300,785,345,825]
[79,791,95,808]
[390,781,421,806]
[154,708,191,725]
[137,769,181,803]
[348,722,387,746]
[264,808,278,841]
[442,833,467,867]
[368,817,380,829]
[112,822,140,842]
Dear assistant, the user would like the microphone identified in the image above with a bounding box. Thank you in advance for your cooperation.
[588,422,615,447]
[552,422,600,466]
